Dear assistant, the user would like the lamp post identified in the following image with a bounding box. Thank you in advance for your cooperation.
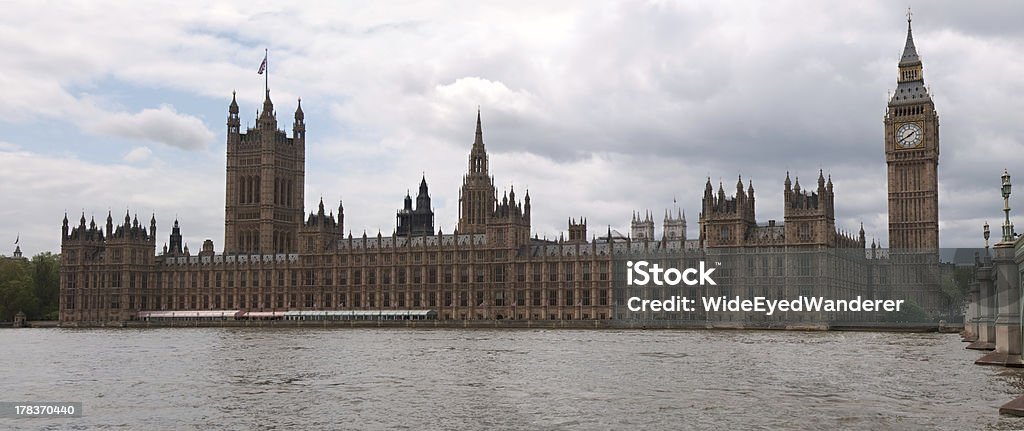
[1002,169,1015,242]
[984,221,991,259]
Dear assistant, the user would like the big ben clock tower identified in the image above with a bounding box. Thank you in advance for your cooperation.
[885,11,939,252]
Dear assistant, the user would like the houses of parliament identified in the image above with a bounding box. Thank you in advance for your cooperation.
[57,16,944,324]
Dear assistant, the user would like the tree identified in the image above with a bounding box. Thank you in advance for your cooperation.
[0,258,37,321]
[31,253,60,320]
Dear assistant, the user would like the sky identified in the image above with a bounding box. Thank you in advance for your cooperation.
[1,0,1023,257]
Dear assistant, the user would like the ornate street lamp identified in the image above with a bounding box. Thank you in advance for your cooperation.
[1002,169,1015,242]
[983,220,991,249]
[984,221,990,257]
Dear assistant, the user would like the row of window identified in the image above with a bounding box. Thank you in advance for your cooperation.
[63,288,613,311]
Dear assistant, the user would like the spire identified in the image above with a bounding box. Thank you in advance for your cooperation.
[900,8,920,67]
[784,171,792,190]
[474,108,484,148]
[295,98,304,120]
[318,197,325,216]
[229,91,239,114]
[260,93,274,120]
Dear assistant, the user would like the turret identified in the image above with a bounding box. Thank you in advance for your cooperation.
[168,218,183,256]
[293,98,305,139]
[105,211,113,238]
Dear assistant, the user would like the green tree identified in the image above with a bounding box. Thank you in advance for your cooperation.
[31,253,60,319]
[0,258,37,321]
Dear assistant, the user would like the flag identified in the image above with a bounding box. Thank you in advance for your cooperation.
[14,234,18,245]
[258,56,267,75]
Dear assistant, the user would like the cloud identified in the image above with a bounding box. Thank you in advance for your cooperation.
[1,1,1023,252]
[122,146,153,163]
[89,105,215,151]
[0,146,223,257]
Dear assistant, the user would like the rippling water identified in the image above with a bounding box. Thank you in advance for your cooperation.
[2,328,1024,430]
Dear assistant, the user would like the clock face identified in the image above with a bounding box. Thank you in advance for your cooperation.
[896,123,923,148]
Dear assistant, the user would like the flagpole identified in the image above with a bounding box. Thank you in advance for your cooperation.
[265,48,269,95]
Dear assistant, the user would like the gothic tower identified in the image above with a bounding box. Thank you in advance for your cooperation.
[783,171,836,247]
[568,217,587,242]
[224,90,306,254]
[397,175,436,236]
[663,208,686,241]
[630,211,655,240]
[458,109,496,234]
[885,13,939,251]
[699,176,757,248]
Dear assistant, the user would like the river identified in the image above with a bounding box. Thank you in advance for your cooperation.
[1,328,1023,430]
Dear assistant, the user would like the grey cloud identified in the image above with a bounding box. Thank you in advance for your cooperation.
[2,0,1023,251]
